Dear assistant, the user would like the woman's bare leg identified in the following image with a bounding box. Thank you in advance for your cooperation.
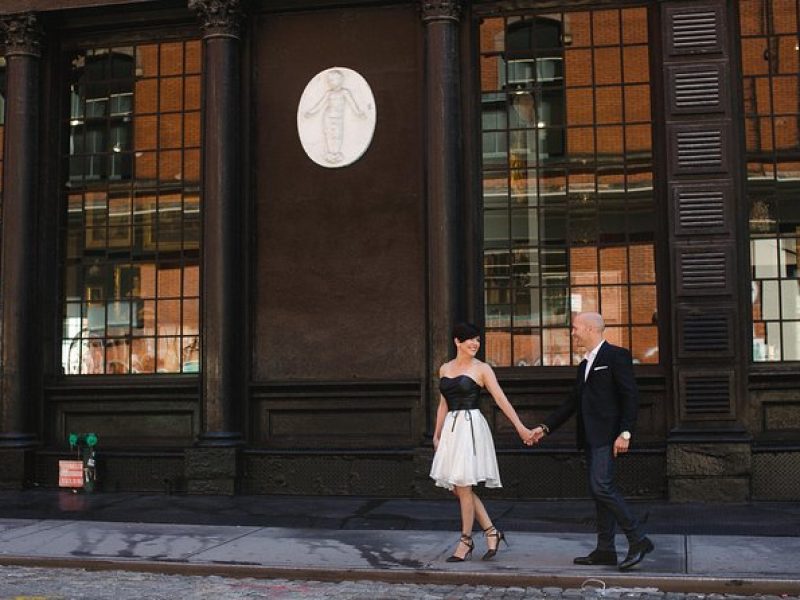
[472,492,499,552]
[451,486,475,559]
[472,492,492,530]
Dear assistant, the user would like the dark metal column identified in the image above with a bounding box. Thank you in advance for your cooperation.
[0,14,42,450]
[189,0,245,448]
[421,0,463,425]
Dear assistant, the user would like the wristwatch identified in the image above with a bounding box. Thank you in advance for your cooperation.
[620,431,631,441]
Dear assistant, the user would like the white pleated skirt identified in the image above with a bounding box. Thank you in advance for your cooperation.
[430,409,502,491]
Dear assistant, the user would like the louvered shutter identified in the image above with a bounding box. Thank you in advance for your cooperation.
[663,0,741,422]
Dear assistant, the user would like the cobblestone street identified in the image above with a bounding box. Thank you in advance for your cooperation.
[1,566,798,600]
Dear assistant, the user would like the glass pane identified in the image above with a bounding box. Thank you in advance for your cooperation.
[485,330,511,367]
[484,209,510,248]
[752,238,779,278]
[480,17,506,53]
[513,289,539,327]
[541,248,567,285]
[542,287,569,325]
[512,248,538,288]
[622,7,648,44]
[761,280,781,320]
[782,321,800,360]
[630,285,657,324]
[632,326,658,364]
[593,10,620,45]
[157,336,182,372]
[781,279,800,318]
[542,328,570,365]
[570,286,598,314]
[601,285,629,325]
[600,246,628,284]
[512,329,540,366]
[570,247,597,285]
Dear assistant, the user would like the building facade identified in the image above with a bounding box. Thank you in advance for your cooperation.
[0,0,798,501]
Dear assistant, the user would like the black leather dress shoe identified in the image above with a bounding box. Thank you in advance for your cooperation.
[573,550,618,566]
[618,537,654,571]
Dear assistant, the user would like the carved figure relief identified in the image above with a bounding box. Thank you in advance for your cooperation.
[297,67,376,168]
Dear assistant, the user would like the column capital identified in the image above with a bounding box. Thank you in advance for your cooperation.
[419,0,462,23]
[0,13,43,58]
[188,0,246,40]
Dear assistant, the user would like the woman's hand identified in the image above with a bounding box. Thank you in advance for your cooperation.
[517,426,532,445]
[433,435,440,450]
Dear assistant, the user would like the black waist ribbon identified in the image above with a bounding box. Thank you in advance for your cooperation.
[450,409,477,456]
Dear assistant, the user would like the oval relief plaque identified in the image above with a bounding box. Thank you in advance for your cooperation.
[297,67,377,168]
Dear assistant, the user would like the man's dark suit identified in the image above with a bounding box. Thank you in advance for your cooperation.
[543,340,644,554]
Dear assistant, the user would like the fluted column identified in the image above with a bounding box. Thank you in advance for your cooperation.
[189,0,245,449]
[421,1,463,430]
[0,13,42,451]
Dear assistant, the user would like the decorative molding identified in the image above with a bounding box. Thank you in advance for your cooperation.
[188,0,246,39]
[419,0,461,22]
[0,13,43,58]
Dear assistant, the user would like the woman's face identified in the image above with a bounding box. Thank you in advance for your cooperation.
[456,336,480,357]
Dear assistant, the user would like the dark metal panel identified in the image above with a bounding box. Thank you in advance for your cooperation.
[251,5,425,382]
[672,182,731,236]
[663,4,726,57]
[250,380,420,448]
[678,369,734,420]
[675,244,732,296]
[669,122,729,175]
[676,307,733,358]
[44,380,200,447]
[666,62,727,115]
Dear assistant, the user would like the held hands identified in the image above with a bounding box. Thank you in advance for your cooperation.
[519,426,546,446]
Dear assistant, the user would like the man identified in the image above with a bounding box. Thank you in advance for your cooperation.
[530,312,654,571]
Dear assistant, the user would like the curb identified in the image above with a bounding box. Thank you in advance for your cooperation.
[1,556,798,595]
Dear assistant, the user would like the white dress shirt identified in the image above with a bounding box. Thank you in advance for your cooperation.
[583,340,606,381]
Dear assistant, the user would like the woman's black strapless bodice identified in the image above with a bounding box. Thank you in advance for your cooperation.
[440,375,481,411]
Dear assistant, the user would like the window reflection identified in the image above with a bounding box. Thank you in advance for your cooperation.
[742,0,800,361]
[480,8,657,367]
[61,40,202,375]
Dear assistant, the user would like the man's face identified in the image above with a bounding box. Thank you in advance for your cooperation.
[571,316,591,350]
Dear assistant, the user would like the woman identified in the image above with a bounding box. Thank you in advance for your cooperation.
[430,322,532,561]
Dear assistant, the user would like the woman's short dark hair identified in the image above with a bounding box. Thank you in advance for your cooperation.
[453,321,480,342]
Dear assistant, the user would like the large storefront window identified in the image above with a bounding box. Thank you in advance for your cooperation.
[741,0,800,362]
[480,8,657,367]
[61,41,201,374]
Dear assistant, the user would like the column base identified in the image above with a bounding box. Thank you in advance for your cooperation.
[0,447,36,489]
[185,446,240,495]
[667,438,752,502]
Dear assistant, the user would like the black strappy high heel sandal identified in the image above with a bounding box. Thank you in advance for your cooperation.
[446,534,474,562]
[482,526,508,560]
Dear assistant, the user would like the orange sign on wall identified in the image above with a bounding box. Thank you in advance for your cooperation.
[58,460,84,488]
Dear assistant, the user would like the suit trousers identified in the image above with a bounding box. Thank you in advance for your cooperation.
[586,444,643,551]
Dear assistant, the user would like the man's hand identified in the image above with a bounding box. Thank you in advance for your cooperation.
[529,426,546,445]
[613,435,630,457]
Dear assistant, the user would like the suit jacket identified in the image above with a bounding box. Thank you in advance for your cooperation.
[543,341,639,449]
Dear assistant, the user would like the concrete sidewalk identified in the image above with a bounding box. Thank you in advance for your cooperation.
[0,491,799,595]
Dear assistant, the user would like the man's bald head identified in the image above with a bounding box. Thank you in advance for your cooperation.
[572,312,605,350]
[578,312,605,333]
